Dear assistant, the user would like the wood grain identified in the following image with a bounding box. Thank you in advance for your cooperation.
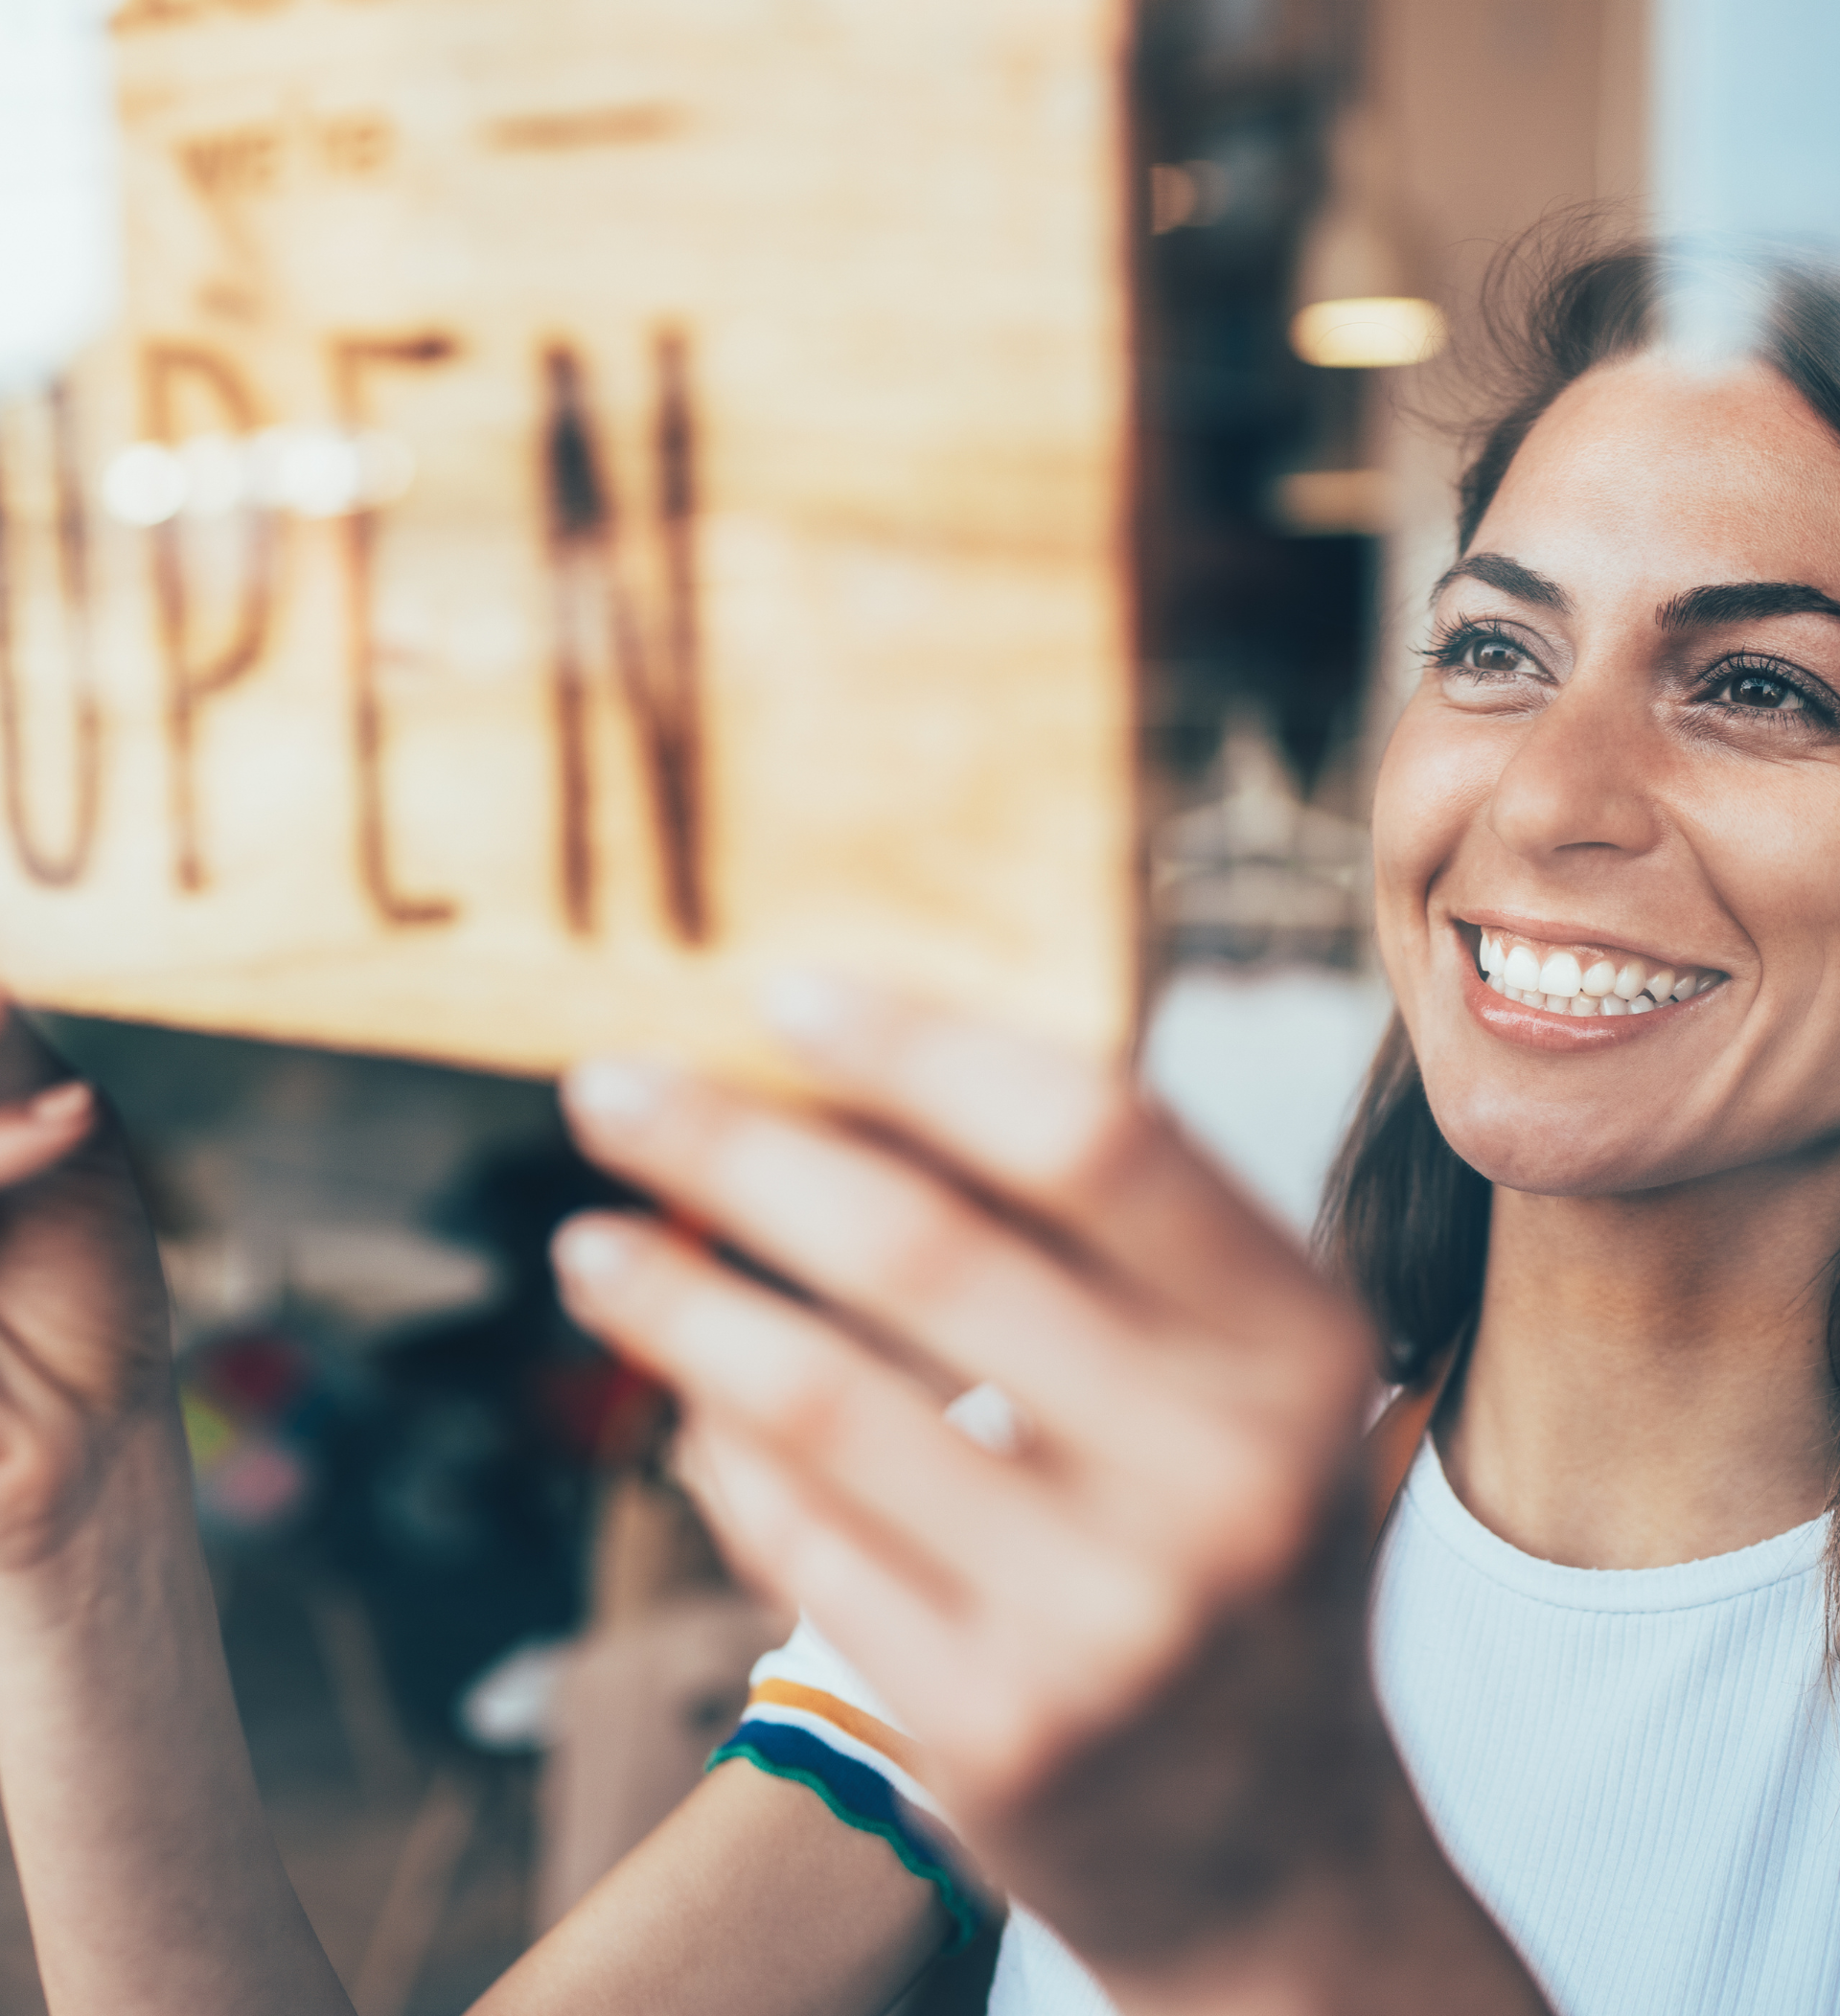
[0,0,1138,1080]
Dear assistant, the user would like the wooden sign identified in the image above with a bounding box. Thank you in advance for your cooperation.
[0,0,1138,1080]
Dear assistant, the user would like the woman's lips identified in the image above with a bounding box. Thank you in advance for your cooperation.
[1460,957,1712,1049]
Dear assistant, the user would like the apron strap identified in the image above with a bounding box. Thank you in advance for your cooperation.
[1366,1340,1463,1554]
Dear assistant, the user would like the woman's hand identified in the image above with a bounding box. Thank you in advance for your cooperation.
[0,1000,171,1575]
[550,977,1442,2004]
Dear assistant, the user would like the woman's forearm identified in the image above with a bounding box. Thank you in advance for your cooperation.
[0,1404,352,2016]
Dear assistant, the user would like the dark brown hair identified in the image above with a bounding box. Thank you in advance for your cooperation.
[1317,234,1840,1623]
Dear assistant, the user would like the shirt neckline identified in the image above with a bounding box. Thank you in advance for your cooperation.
[1401,1435,1828,1615]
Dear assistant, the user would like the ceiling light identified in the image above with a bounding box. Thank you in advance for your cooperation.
[1289,105,1445,370]
[1289,297,1447,369]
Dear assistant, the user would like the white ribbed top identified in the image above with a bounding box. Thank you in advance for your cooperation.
[1371,1438,1840,2016]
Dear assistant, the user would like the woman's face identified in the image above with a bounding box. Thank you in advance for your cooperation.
[1375,353,1840,1195]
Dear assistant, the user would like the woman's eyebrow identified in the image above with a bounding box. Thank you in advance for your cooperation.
[1656,582,1840,630]
[1429,553,1571,611]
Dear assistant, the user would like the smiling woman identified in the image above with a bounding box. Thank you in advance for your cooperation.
[4,234,1840,2016]
[474,237,1840,2016]
[1324,239,1840,2010]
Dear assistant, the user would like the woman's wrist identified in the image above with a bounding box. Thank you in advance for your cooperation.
[0,1387,354,2016]
[1089,1768,1550,2016]
[0,1395,200,1634]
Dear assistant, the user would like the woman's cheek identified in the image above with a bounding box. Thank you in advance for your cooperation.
[1370,697,1479,934]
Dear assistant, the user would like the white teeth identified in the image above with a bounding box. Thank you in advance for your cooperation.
[1504,945,1543,992]
[1538,951,1583,997]
[1473,928,1724,1021]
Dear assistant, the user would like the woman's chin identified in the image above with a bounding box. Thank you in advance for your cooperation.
[1429,1093,1685,1199]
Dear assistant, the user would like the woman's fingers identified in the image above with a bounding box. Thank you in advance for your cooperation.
[554,1203,1319,1699]
[0,1083,97,1191]
[761,976,1358,1357]
[552,1211,1133,1620]
[560,1050,1365,1506]
[559,1065,1182,1458]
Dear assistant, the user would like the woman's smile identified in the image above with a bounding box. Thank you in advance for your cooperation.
[1455,914,1728,1047]
[1457,951,1722,1053]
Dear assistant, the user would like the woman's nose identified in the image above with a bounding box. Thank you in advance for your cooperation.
[1484,667,1664,865]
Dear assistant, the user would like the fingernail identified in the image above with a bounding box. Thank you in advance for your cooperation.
[564,1058,677,1126]
[760,968,860,1048]
[552,1217,638,1285]
[29,1081,92,1126]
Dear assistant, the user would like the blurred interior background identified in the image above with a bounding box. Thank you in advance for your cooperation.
[0,1,1653,2009]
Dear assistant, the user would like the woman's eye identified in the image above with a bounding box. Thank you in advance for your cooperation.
[1466,638,1526,675]
[1425,621,1546,696]
[1714,670,1805,712]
